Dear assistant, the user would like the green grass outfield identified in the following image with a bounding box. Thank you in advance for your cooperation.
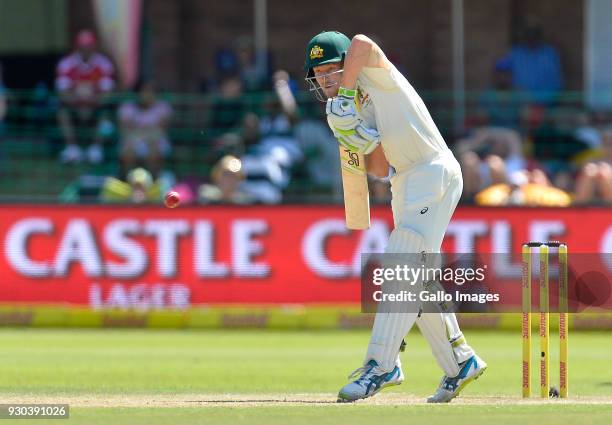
[0,328,611,424]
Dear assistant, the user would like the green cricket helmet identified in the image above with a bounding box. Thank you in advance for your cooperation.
[304,31,350,101]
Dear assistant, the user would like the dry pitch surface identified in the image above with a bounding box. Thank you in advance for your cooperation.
[2,393,612,407]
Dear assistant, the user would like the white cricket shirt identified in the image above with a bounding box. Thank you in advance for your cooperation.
[356,64,450,173]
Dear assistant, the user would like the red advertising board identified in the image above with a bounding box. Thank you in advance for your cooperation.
[0,205,610,308]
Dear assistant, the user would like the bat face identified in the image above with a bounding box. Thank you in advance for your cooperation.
[339,147,370,229]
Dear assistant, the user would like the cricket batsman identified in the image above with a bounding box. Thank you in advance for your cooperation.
[304,31,487,403]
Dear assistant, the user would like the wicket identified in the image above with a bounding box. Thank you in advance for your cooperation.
[521,242,568,398]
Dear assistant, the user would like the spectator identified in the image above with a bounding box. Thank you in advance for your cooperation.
[56,29,115,163]
[530,108,590,183]
[213,131,246,159]
[477,58,526,129]
[208,75,245,137]
[200,48,240,93]
[234,36,269,91]
[292,114,341,195]
[461,127,574,207]
[100,167,161,204]
[474,178,571,207]
[237,71,304,201]
[241,112,261,151]
[259,93,292,138]
[256,91,303,170]
[504,20,562,104]
[271,69,340,196]
[574,112,602,152]
[574,128,612,204]
[118,79,172,179]
[456,127,528,201]
[199,155,256,204]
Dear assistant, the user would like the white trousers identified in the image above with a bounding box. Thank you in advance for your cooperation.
[365,151,474,375]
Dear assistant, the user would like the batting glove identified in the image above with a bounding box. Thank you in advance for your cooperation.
[326,88,381,154]
[326,87,360,130]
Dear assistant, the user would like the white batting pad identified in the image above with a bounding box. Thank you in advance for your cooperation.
[416,308,475,377]
[365,227,426,372]
[443,313,475,364]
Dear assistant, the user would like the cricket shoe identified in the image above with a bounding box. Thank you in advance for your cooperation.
[337,359,404,403]
[427,354,487,403]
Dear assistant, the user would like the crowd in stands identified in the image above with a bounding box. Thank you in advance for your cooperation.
[0,22,611,206]
[459,20,611,206]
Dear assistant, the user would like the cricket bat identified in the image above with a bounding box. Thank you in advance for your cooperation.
[339,146,370,229]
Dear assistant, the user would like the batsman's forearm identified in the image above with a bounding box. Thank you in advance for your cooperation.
[365,144,390,178]
[340,36,375,89]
